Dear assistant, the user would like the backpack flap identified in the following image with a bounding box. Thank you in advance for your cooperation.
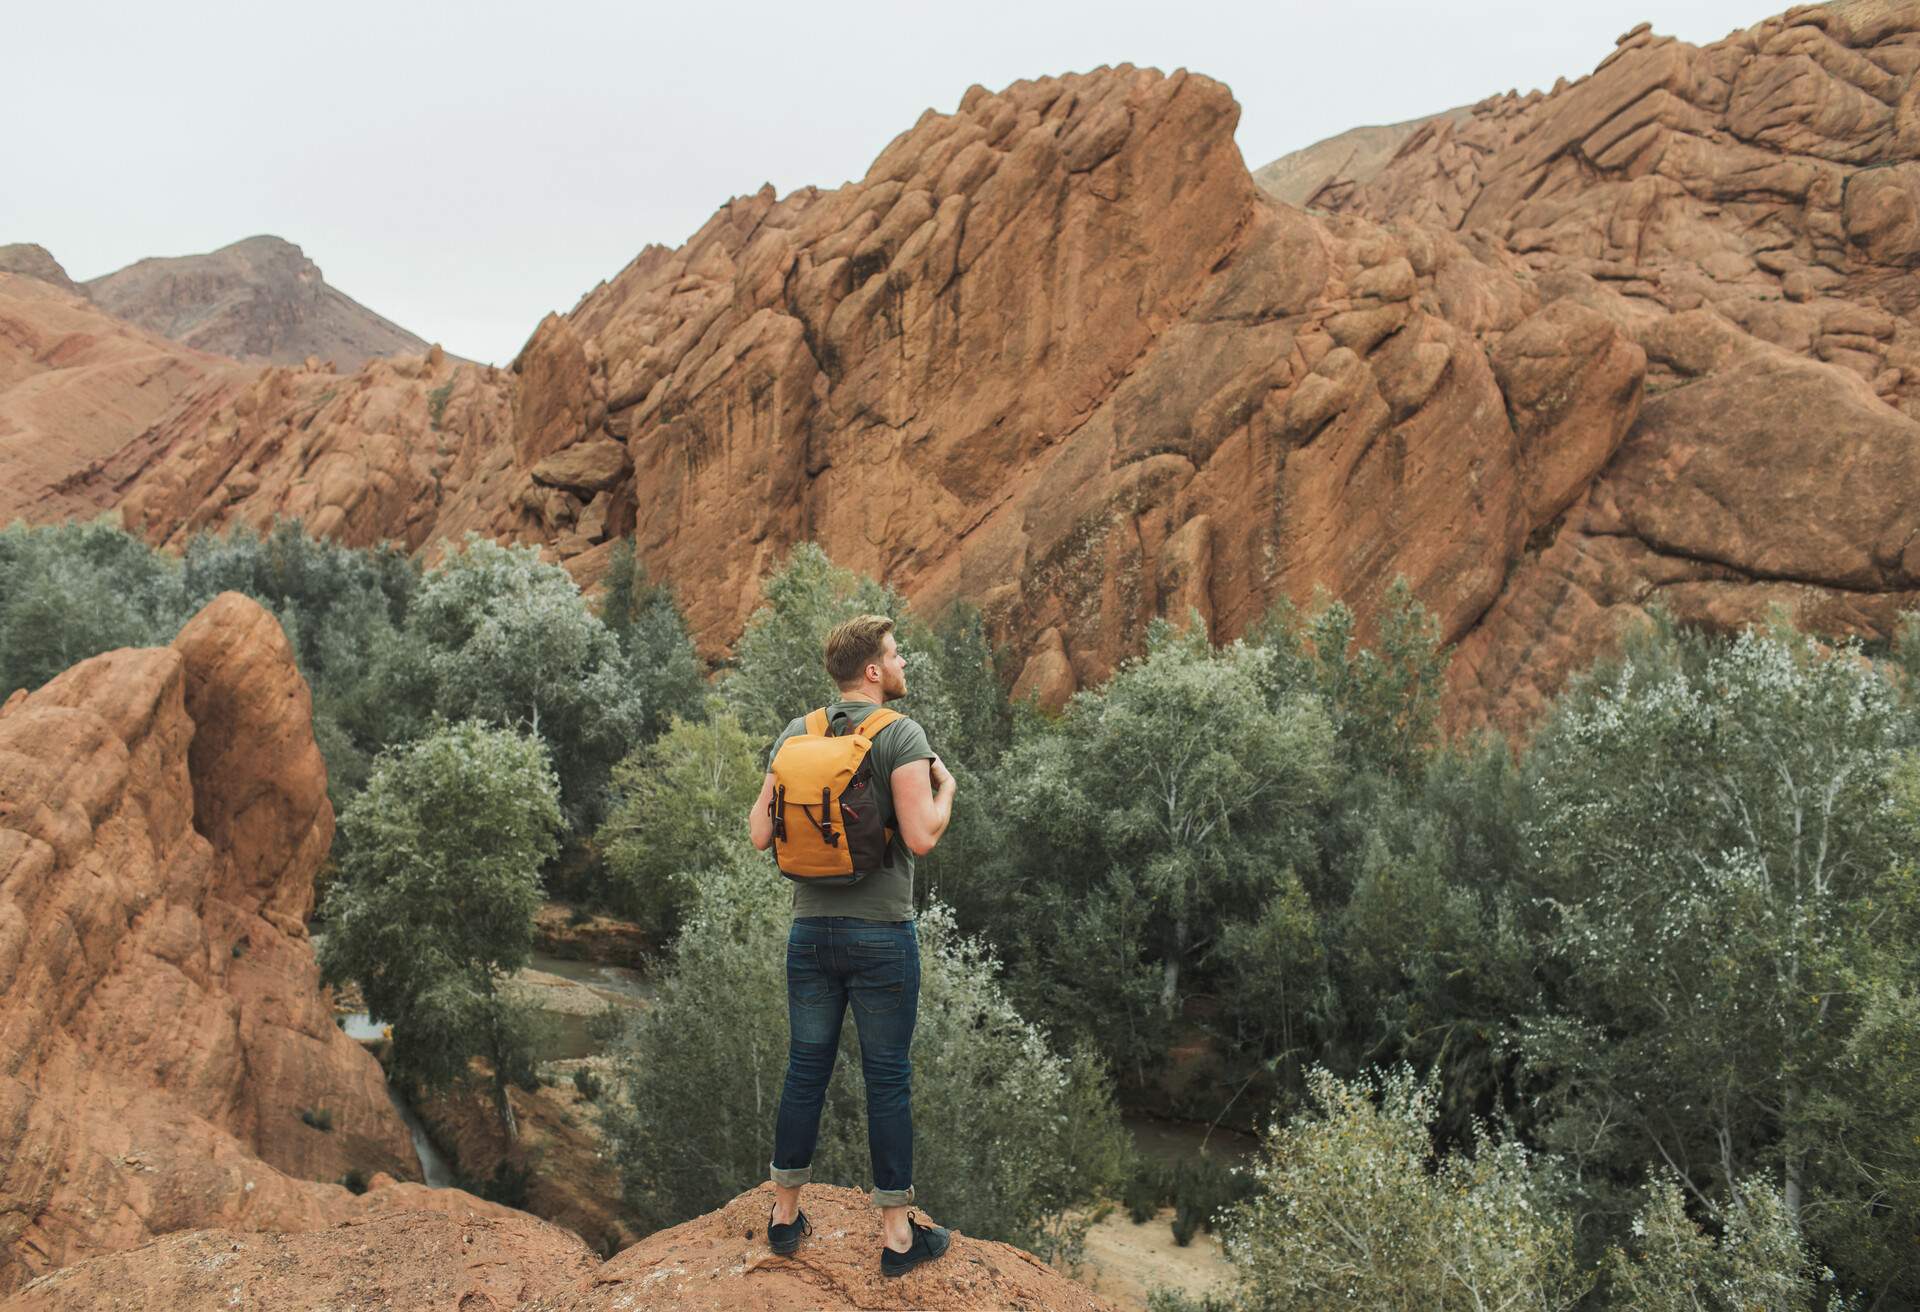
[767,707,902,884]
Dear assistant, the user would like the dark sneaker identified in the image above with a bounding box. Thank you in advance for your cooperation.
[768,1207,811,1255]
[880,1215,951,1278]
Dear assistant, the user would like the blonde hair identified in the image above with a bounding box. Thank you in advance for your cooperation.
[824,614,896,689]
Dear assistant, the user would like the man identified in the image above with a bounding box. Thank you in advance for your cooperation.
[747,613,958,1277]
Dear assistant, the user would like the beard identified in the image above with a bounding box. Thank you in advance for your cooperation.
[882,669,908,701]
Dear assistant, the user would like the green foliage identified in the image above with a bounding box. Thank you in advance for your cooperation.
[340,1167,369,1195]
[1250,576,1449,779]
[595,701,762,937]
[411,534,655,830]
[596,539,706,741]
[299,1107,334,1132]
[571,1066,603,1101]
[426,381,454,430]
[1604,1176,1854,1312]
[1217,1066,1586,1312]
[1169,1153,1256,1246]
[0,518,186,693]
[994,620,1336,1085]
[318,721,562,1137]
[597,841,1129,1254]
[1519,620,1910,1231]
[722,542,904,746]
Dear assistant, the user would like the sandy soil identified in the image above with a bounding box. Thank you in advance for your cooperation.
[1060,1206,1234,1311]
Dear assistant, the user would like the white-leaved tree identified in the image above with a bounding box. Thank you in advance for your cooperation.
[1521,617,1910,1231]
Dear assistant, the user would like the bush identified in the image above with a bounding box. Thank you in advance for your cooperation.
[572,1066,603,1101]
[1604,1175,1854,1312]
[1169,1154,1255,1245]
[1124,1157,1171,1223]
[300,1107,334,1132]
[1216,1066,1585,1311]
[596,703,761,938]
[340,1167,370,1195]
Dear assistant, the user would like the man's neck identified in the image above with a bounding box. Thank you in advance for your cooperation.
[837,687,884,706]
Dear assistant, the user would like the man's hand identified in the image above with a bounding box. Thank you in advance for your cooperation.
[929,755,955,793]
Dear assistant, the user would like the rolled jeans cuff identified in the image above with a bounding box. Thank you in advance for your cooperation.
[872,1184,914,1208]
[770,1161,811,1188]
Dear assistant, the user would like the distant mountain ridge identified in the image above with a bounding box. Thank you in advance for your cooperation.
[83,234,431,371]
[1252,106,1476,207]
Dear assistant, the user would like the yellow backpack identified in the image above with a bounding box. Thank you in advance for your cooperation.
[767,706,902,884]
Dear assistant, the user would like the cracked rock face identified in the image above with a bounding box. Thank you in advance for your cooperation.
[1301,0,1920,732]
[22,2,1920,738]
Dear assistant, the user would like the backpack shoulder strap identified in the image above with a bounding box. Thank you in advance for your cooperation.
[853,708,903,739]
[803,708,830,736]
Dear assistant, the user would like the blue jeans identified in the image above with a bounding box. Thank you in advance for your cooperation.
[769,916,919,1206]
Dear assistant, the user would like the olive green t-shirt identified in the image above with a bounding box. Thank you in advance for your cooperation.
[767,699,934,923]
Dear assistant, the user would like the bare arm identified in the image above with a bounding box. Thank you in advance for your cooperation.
[892,756,957,856]
[748,772,776,850]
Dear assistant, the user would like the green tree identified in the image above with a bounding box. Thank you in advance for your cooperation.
[596,538,706,741]
[0,518,185,692]
[412,535,653,829]
[999,621,1335,1036]
[722,542,904,746]
[318,721,562,1140]
[1519,618,1909,1236]
[598,840,1130,1254]
[596,701,762,937]
[1604,1175,1854,1312]
[1250,575,1449,779]
[1216,1066,1586,1312]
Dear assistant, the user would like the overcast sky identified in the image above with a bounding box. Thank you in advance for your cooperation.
[6,1,1774,365]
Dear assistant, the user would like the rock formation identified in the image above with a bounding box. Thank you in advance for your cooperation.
[0,247,83,298]
[0,594,525,1294]
[15,1,1920,737]
[0,273,247,526]
[1251,106,1475,206]
[85,235,432,372]
[0,1186,1116,1312]
[1305,3,1920,730]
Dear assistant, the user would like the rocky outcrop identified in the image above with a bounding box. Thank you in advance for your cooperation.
[84,235,432,372]
[105,346,515,555]
[0,247,82,298]
[97,66,1644,719]
[0,272,248,526]
[0,1186,1112,1312]
[0,594,525,1293]
[1301,3,1920,732]
[0,1207,599,1312]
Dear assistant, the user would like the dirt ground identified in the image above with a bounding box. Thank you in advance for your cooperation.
[1059,1206,1234,1311]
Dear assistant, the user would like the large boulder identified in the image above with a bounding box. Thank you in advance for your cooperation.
[0,594,520,1293]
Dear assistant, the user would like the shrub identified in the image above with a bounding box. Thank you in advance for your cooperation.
[1216,1066,1585,1311]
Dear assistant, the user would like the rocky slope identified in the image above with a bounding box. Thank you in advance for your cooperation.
[0,1185,1116,1312]
[0,247,83,298]
[17,0,1920,736]
[0,593,532,1294]
[0,273,248,525]
[85,235,432,371]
